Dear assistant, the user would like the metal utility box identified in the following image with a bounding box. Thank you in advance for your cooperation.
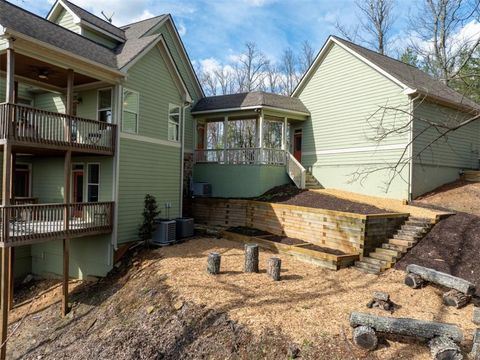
[192,182,212,197]
[175,217,194,239]
[152,220,176,245]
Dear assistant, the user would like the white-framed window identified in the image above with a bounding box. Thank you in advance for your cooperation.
[87,163,100,202]
[122,88,139,134]
[168,104,181,142]
[97,88,113,123]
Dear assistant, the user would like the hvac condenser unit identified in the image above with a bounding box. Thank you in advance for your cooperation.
[192,182,212,197]
[152,220,176,245]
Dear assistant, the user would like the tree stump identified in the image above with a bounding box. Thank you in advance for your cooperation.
[405,273,426,289]
[207,252,221,275]
[442,289,470,309]
[471,329,480,360]
[352,325,378,351]
[244,244,259,273]
[373,291,390,302]
[473,307,480,326]
[268,257,281,281]
[428,336,462,360]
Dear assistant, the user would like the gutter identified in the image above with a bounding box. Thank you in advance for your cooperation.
[191,105,310,117]
[406,88,480,114]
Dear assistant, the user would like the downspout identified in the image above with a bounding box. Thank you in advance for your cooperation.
[408,96,414,202]
[112,83,123,253]
[179,100,192,217]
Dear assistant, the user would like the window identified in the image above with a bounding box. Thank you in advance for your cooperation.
[168,104,181,141]
[87,164,100,202]
[97,88,112,123]
[122,89,139,133]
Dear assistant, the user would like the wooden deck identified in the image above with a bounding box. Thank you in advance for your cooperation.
[0,103,116,155]
[0,202,114,247]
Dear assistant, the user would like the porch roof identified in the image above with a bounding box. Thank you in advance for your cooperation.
[192,91,310,116]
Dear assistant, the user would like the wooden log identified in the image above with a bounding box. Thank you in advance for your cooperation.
[349,312,464,342]
[207,252,221,275]
[373,291,390,302]
[352,325,378,351]
[244,244,259,273]
[471,329,480,360]
[473,307,480,326]
[268,257,281,281]
[442,289,470,309]
[428,336,462,360]
[405,273,426,289]
[406,264,475,295]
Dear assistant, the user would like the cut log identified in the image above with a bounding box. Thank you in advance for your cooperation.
[349,312,463,343]
[428,336,462,360]
[471,329,480,360]
[473,307,480,326]
[207,252,221,275]
[373,291,390,302]
[267,257,281,281]
[244,244,259,273]
[405,273,426,289]
[442,289,470,309]
[406,264,475,295]
[352,325,378,351]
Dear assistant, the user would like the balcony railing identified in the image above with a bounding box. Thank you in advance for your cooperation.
[0,103,116,154]
[0,201,114,247]
[194,148,286,165]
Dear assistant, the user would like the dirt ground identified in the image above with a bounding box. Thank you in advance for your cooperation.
[8,238,476,360]
[256,185,386,214]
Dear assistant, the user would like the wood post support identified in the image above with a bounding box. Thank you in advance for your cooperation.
[223,116,228,163]
[62,150,72,317]
[0,248,9,360]
[7,249,13,311]
[5,48,15,103]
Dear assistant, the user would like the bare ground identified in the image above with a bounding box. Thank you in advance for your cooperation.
[8,238,476,360]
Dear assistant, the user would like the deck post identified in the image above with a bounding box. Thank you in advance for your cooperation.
[258,110,264,164]
[62,150,71,317]
[223,116,228,164]
[65,70,74,143]
[282,117,288,151]
[7,249,13,311]
[0,248,8,360]
[5,46,15,103]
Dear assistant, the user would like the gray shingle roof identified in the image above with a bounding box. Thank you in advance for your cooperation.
[61,0,126,40]
[0,0,118,68]
[332,36,480,111]
[192,91,310,114]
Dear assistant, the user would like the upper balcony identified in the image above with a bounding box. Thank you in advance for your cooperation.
[0,103,116,155]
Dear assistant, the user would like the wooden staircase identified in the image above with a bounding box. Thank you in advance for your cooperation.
[354,217,434,275]
[305,171,323,189]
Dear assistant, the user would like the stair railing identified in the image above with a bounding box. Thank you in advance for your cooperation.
[286,152,306,189]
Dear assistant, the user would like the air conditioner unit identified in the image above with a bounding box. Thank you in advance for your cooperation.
[175,217,194,239]
[152,220,176,245]
[192,182,212,197]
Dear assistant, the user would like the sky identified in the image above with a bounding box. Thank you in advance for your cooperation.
[14,0,418,66]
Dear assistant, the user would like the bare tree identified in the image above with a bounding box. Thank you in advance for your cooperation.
[265,63,283,94]
[336,0,395,54]
[299,40,316,75]
[214,68,236,95]
[199,71,218,96]
[281,47,299,95]
[234,42,270,92]
[409,0,480,85]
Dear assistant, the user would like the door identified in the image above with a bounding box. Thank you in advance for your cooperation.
[293,131,302,162]
[72,170,84,217]
[14,166,30,198]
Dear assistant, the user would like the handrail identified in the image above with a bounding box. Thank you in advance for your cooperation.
[194,148,286,165]
[286,152,306,189]
[0,103,116,153]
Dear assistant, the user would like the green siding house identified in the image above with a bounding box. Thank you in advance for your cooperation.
[0,0,202,292]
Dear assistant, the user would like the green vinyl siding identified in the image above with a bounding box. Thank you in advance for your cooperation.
[82,28,119,49]
[193,164,289,198]
[33,92,65,113]
[0,78,35,103]
[55,8,81,33]
[297,43,411,200]
[117,140,181,243]
[411,101,480,197]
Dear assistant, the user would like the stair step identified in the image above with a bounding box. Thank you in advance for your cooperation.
[382,243,409,253]
[370,252,396,265]
[354,265,381,275]
[401,225,428,232]
[396,229,423,236]
[388,238,416,247]
[354,260,382,274]
[393,233,418,241]
[408,217,432,224]
[375,247,402,258]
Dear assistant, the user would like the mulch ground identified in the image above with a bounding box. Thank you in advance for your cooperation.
[255,185,386,214]
[395,212,480,295]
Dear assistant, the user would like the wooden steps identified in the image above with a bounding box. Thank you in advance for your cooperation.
[305,172,323,190]
[354,217,434,275]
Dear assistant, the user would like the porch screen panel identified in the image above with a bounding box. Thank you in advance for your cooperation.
[227,119,257,148]
[263,120,283,149]
[204,121,224,162]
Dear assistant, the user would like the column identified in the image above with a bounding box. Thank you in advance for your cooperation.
[223,116,228,163]
[62,150,71,317]
[282,117,288,151]
[65,70,74,143]
[5,47,15,103]
[258,110,264,164]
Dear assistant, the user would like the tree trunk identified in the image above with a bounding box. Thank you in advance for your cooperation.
[473,307,480,326]
[352,325,378,350]
[405,273,426,289]
[268,257,281,281]
[406,264,476,295]
[244,244,259,273]
[207,252,221,275]
[471,329,480,360]
[373,291,390,302]
[442,289,470,309]
[349,312,463,342]
[428,336,462,360]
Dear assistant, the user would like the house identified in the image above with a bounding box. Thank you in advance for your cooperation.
[192,36,480,201]
[0,0,203,328]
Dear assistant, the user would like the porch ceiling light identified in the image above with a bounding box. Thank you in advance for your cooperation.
[38,69,49,80]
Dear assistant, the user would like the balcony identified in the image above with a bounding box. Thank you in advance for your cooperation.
[0,201,114,247]
[0,103,116,155]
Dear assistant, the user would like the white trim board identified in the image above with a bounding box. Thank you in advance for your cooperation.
[120,132,181,148]
[303,143,408,156]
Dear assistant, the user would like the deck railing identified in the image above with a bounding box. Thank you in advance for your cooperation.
[0,103,116,154]
[195,148,286,165]
[0,201,114,247]
[286,152,306,189]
